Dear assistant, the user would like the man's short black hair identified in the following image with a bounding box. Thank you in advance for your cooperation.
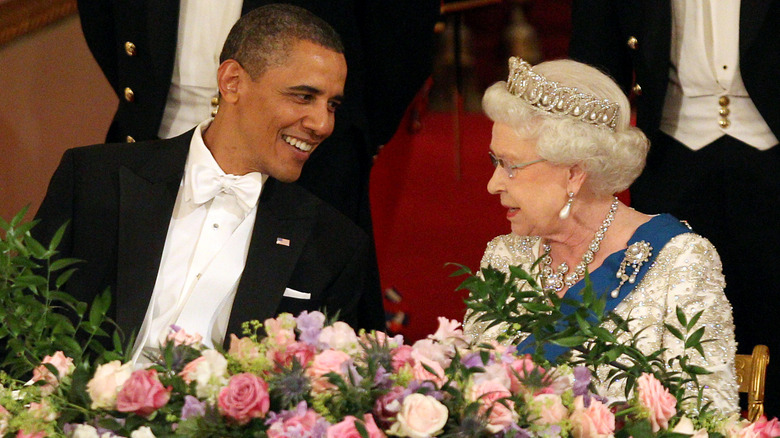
[220,4,344,79]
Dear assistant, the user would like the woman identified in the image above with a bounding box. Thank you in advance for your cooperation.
[464,58,738,413]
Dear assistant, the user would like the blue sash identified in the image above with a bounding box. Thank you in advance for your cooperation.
[515,214,690,362]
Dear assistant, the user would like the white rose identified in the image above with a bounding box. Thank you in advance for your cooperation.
[70,424,99,438]
[672,416,708,438]
[318,322,359,353]
[86,360,133,410]
[130,426,156,438]
[194,349,229,399]
[390,393,448,438]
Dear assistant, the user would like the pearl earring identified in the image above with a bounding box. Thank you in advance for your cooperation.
[559,192,575,219]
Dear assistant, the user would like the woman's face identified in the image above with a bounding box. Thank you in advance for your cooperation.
[487,122,569,237]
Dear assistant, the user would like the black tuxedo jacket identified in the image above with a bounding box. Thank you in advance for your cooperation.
[569,0,780,140]
[75,0,438,233]
[34,130,383,342]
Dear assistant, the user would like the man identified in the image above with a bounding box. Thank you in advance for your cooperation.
[75,2,439,333]
[34,5,382,361]
[569,0,780,414]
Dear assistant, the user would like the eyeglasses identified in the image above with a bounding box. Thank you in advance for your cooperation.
[489,151,546,178]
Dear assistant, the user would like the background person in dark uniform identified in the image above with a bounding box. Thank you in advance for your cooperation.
[569,0,780,415]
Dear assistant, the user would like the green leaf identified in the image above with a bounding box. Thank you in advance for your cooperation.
[664,323,685,341]
[50,257,81,272]
[675,306,687,328]
[48,221,70,251]
[684,327,706,350]
[551,336,588,347]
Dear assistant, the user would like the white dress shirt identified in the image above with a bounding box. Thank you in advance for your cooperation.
[133,119,266,364]
[157,0,242,139]
[660,0,778,150]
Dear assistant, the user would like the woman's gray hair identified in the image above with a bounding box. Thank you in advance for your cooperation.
[482,59,649,196]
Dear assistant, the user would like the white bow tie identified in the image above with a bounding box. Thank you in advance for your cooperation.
[190,164,262,212]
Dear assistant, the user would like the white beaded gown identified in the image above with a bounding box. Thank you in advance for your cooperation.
[463,214,739,414]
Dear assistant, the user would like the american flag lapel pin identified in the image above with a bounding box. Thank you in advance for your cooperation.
[276,237,291,247]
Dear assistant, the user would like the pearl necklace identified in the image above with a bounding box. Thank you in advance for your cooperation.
[541,197,619,292]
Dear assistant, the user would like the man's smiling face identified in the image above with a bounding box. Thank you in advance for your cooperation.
[232,39,347,182]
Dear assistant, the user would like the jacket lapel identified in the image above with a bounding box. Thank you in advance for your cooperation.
[226,179,317,339]
[115,134,190,333]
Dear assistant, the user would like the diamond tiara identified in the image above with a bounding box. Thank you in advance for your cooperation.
[505,57,619,131]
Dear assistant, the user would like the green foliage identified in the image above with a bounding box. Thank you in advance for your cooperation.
[457,262,715,416]
[0,207,124,378]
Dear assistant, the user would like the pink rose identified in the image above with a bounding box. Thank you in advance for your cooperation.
[636,373,677,432]
[505,354,547,394]
[228,334,262,362]
[167,327,203,346]
[428,317,467,346]
[738,416,780,438]
[467,379,516,433]
[391,345,415,372]
[374,386,406,425]
[306,349,351,393]
[532,393,569,426]
[87,360,133,410]
[16,431,45,438]
[410,354,447,387]
[218,373,270,425]
[32,351,74,393]
[327,414,385,438]
[391,393,448,438]
[273,341,316,369]
[267,408,321,438]
[116,369,172,417]
[569,396,615,438]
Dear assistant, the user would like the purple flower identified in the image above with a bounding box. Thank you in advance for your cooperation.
[573,366,591,397]
[537,424,562,437]
[296,311,325,346]
[461,352,488,369]
[373,366,393,389]
[181,395,206,419]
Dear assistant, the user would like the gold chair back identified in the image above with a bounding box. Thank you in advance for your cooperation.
[734,344,770,422]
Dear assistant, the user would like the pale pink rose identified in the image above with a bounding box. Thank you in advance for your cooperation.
[28,400,57,422]
[327,414,385,438]
[636,373,677,432]
[532,393,569,426]
[69,424,100,438]
[32,351,74,393]
[272,341,316,369]
[267,408,320,438]
[467,379,516,433]
[218,373,270,425]
[391,345,415,372]
[720,414,751,437]
[167,327,203,346]
[673,416,708,438]
[410,353,447,387]
[569,396,615,438]
[179,356,207,384]
[306,349,351,393]
[428,317,467,346]
[16,430,45,438]
[410,339,451,368]
[318,322,359,353]
[87,360,133,409]
[130,426,156,438]
[738,416,780,438]
[116,369,172,417]
[391,393,448,438]
[228,334,262,362]
[265,314,298,348]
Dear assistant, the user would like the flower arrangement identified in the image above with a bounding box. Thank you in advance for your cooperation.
[1,209,778,437]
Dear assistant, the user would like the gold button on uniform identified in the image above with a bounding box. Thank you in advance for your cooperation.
[719,118,730,128]
[124,41,136,56]
[632,83,642,95]
[124,87,134,102]
[627,36,638,50]
[719,107,730,117]
[211,96,219,106]
[126,135,135,143]
[718,96,730,106]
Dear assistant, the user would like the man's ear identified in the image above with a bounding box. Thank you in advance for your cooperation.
[216,60,244,104]
[566,164,587,195]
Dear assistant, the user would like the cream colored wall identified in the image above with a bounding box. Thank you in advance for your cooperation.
[0,14,117,222]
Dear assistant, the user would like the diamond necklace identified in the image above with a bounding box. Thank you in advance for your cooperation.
[541,196,619,292]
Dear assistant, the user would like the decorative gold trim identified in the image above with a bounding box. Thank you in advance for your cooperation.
[0,0,77,47]
[735,344,770,422]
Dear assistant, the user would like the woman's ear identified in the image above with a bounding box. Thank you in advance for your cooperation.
[566,164,587,195]
[216,59,243,104]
